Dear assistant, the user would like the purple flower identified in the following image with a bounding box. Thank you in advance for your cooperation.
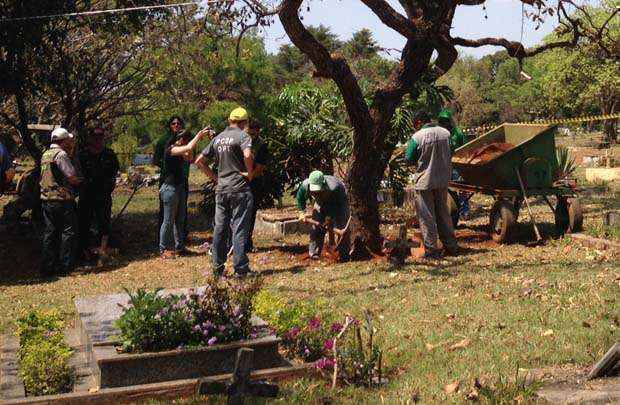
[330,322,343,333]
[323,339,334,351]
[286,327,301,340]
[208,337,218,346]
[304,347,310,356]
[308,317,321,330]
[202,321,213,330]
[193,325,201,332]
[219,325,226,332]
[315,357,335,370]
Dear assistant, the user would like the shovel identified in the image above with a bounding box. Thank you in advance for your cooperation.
[515,168,544,245]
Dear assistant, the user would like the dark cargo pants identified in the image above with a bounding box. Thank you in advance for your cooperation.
[78,194,112,254]
[41,201,78,276]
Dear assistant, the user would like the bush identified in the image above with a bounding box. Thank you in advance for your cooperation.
[14,309,74,396]
[253,290,320,337]
[253,291,339,362]
[116,277,262,353]
[19,338,74,396]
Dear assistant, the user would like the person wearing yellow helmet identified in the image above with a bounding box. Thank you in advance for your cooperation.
[195,107,256,278]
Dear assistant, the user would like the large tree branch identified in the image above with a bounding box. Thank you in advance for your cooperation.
[278,0,372,135]
[359,0,417,39]
[453,34,578,60]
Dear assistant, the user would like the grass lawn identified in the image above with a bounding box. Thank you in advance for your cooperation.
[0,170,618,402]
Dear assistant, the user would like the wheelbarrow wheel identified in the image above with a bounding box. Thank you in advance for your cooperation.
[489,200,517,243]
[447,190,460,229]
[555,196,583,234]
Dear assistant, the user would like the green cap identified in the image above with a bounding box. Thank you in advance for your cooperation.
[308,170,326,191]
[438,108,453,120]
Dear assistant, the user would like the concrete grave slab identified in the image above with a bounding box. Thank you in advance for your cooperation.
[75,288,286,388]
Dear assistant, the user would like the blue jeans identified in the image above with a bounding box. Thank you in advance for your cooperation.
[159,183,186,253]
[212,191,253,274]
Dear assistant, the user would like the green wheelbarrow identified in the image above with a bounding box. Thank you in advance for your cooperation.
[448,123,583,243]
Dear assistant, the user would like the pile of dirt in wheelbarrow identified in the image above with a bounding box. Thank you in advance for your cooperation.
[456,142,515,164]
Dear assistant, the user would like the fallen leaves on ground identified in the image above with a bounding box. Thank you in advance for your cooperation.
[444,380,460,394]
[448,338,471,351]
[542,329,554,337]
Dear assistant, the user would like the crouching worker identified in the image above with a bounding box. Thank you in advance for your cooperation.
[405,111,459,259]
[40,128,82,277]
[296,170,350,261]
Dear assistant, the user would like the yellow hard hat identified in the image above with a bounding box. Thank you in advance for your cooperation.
[229,107,248,122]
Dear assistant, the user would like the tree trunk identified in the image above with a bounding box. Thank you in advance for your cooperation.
[347,124,383,260]
[602,99,617,145]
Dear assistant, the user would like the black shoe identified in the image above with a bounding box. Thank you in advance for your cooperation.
[213,266,225,278]
[233,270,258,279]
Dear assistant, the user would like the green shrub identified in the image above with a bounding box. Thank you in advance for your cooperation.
[253,290,321,337]
[14,309,74,396]
[14,309,64,347]
[19,338,74,396]
[253,291,340,361]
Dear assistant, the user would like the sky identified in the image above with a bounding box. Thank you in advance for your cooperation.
[256,0,559,59]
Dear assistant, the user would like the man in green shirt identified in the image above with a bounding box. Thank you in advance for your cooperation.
[405,111,458,259]
[437,108,466,151]
[296,170,350,261]
[437,108,471,218]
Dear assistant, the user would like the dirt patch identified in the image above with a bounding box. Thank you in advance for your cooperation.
[532,365,620,404]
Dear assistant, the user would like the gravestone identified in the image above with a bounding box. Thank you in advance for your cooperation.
[75,287,286,388]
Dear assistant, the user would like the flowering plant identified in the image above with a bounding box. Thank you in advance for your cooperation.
[116,277,262,353]
[317,312,384,387]
[285,316,340,361]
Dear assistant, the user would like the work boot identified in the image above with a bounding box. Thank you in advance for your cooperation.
[213,265,225,278]
[444,245,461,257]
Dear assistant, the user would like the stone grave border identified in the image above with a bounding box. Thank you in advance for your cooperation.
[1,288,318,403]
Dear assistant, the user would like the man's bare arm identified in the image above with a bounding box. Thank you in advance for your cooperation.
[243,148,254,180]
[194,154,217,183]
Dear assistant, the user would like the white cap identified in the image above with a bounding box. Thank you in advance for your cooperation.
[51,127,74,141]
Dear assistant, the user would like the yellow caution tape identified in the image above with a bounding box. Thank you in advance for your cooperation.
[463,112,620,133]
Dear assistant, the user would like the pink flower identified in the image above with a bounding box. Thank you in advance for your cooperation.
[286,327,301,340]
[308,317,321,330]
[208,337,218,346]
[330,322,343,333]
[315,357,335,370]
[323,339,334,351]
